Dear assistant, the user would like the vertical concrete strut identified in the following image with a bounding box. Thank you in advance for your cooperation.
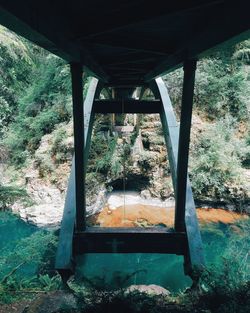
[55,75,99,278]
[151,72,204,276]
[175,60,197,232]
[71,63,85,232]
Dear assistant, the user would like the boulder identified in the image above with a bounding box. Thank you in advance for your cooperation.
[140,189,151,199]
[125,284,171,296]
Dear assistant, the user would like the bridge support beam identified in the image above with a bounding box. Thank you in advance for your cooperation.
[71,63,85,232]
[56,66,204,286]
[151,73,204,280]
[175,59,197,232]
[55,75,99,280]
[93,99,161,113]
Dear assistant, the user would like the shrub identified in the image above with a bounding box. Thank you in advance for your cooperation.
[199,219,250,312]
[242,130,250,168]
[138,151,159,172]
[0,230,60,303]
[3,56,72,166]
[0,185,31,210]
[91,134,117,175]
[190,116,249,202]
[35,154,55,178]
[164,45,249,121]
[0,28,34,137]
[233,39,250,65]
[51,125,73,164]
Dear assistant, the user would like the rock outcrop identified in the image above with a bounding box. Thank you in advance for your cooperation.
[125,284,171,296]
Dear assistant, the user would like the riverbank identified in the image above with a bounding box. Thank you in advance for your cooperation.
[89,204,248,228]
[87,191,248,228]
[9,189,249,228]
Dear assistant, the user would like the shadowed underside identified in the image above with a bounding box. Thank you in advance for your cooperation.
[0,0,249,87]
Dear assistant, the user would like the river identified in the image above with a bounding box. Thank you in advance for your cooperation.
[0,199,247,293]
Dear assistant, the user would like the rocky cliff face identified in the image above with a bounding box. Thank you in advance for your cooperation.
[4,112,173,226]
[3,112,249,227]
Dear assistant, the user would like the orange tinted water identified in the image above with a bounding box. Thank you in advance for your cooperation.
[90,205,248,228]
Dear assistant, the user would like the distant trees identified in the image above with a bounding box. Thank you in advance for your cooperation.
[164,40,250,121]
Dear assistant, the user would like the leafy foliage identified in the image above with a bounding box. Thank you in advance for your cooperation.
[190,116,249,202]
[0,230,60,303]
[0,185,32,210]
[51,126,73,164]
[0,27,34,137]
[37,274,62,291]
[94,135,118,175]
[233,39,250,64]
[197,219,250,313]
[165,44,250,121]
[138,151,159,172]
[0,26,73,167]
[3,55,72,165]
[88,126,129,179]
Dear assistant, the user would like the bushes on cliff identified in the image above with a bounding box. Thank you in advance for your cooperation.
[0,26,34,137]
[3,56,72,166]
[164,41,250,121]
[89,133,117,175]
[0,185,31,210]
[190,116,249,202]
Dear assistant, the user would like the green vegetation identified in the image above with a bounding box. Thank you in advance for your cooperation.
[165,40,250,121]
[92,134,118,175]
[0,185,32,210]
[88,122,133,186]
[164,39,250,206]
[3,56,72,166]
[0,229,60,303]
[190,116,249,204]
[51,126,72,164]
[0,26,33,137]
[0,26,248,206]
[0,26,73,167]
[138,151,159,172]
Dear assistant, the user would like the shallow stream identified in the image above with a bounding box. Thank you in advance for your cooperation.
[0,205,245,292]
